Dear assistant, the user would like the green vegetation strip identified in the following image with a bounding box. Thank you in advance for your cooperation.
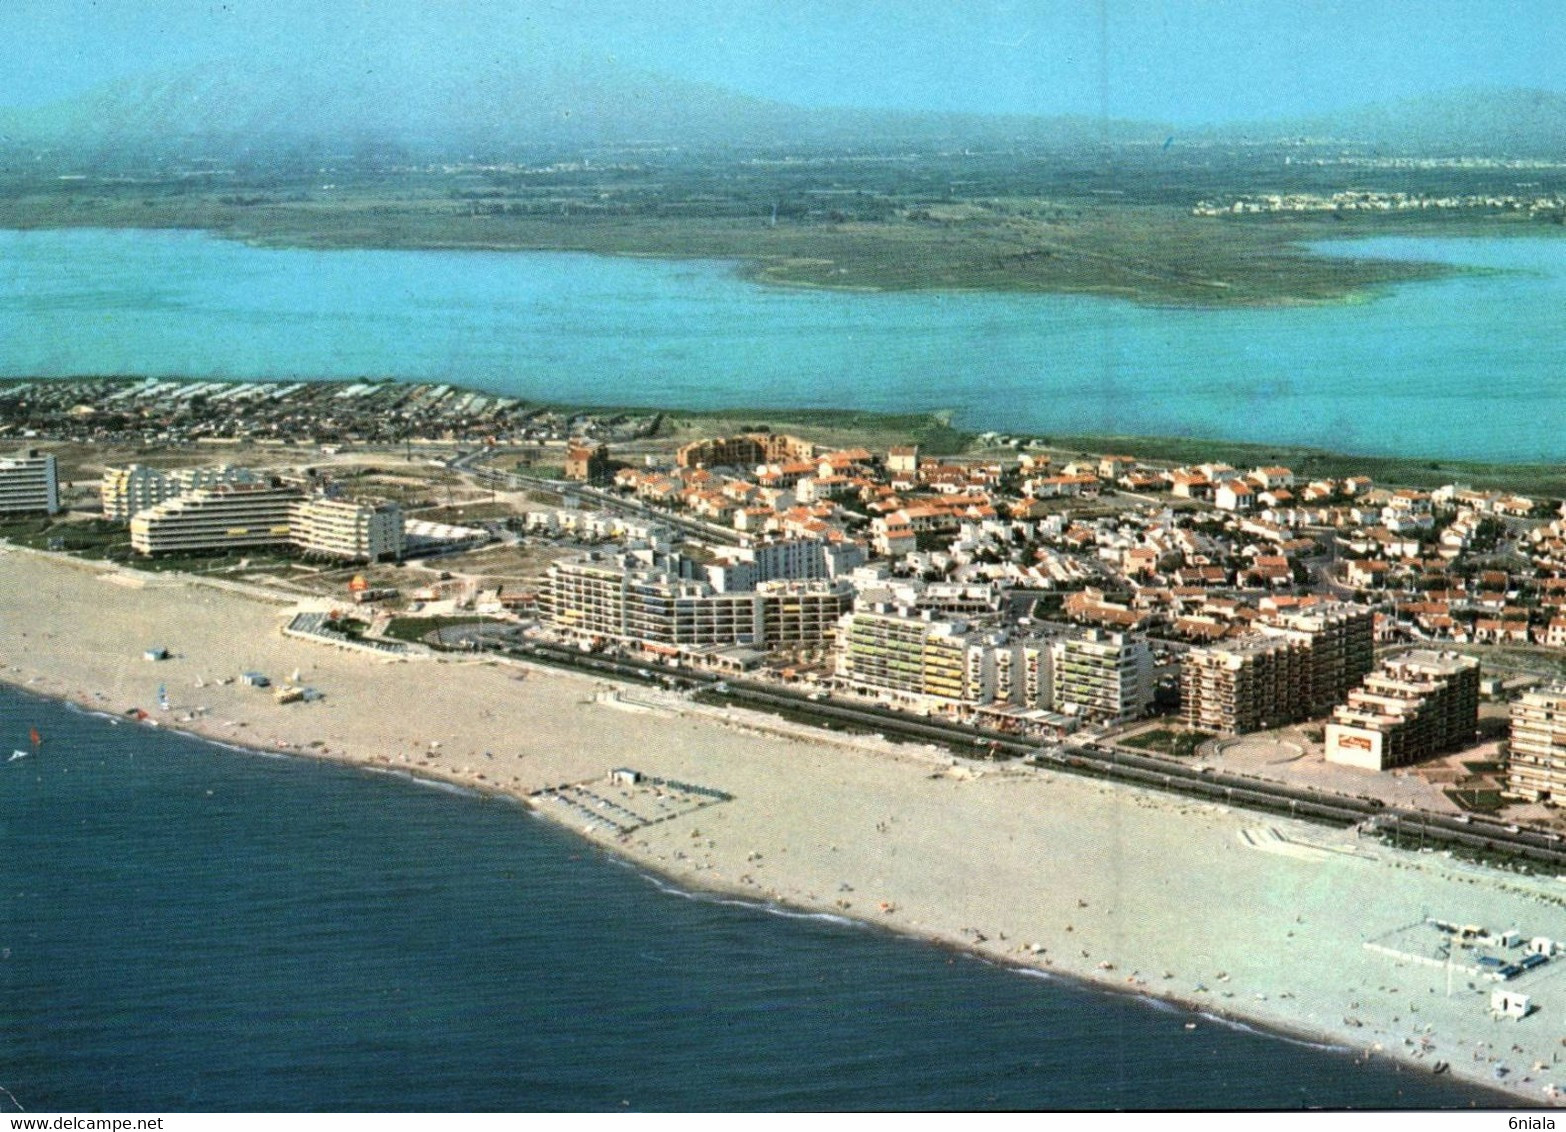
[1120,729,1212,759]
[381,616,497,644]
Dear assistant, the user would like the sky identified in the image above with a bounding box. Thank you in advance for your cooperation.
[3,0,1564,124]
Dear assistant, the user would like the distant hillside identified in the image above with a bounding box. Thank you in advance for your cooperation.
[2,51,1561,164]
[0,53,1166,162]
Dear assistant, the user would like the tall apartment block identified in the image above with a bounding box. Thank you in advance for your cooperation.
[0,449,59,515]
[756,579,856,649]
[834,610,978,704]
[1324,650,1480,770]
[129,483,404,561]
[541,552,852,653]
[1180,635,1308,734]
[1266,606,1376,714]
[992,638,1053,711]
[291,497,405,562]
[1506,686,1566,803]
[1179,604,1373,735]
[1049,629,1153,723]
[130,482,302,555]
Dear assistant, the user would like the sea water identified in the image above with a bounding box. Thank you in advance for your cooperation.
[0,686,1497,1111]
[1,228,1565,462]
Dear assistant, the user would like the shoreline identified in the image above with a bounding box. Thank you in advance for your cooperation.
[0,545,1549,1107]
[11,673,1408,1087]
[9,674,1507,1107]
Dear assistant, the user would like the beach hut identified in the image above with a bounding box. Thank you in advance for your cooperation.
[609,768,642,786]
[1491,990,1532,1019]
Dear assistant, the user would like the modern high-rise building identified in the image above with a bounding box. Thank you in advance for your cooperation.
[992,638,1053,711]
[829,607,1068,713]
[1049,629,1153,723]
[542,555,635,641]
[756,579,855,649]
[1179,604,1374,734]
[0,449,59,515]
[130,482,302,555]
[1263,606,1376,714]
[703,538,866,592]
[834,610,981,704]
[1324,650,1480,770]
[1506,686,1566,803]
[291,498,405,562]
[541,552,851,652]
[128,483,403,561]
[1180,635,1308,735]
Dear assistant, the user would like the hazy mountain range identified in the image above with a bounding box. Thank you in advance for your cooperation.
[2,52,1563,160]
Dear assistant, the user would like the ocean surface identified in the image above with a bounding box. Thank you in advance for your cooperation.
[0,685,1498,1111]
[2,228,1565,462]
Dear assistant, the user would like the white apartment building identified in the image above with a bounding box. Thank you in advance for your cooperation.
[1324,651,1480,771]
[1507,686,1566,803]
[0,449,59,515]
[291,498,405,562]
[542,552,851,651]
[101,463,262,522]
[130,483,302,555]
[834,610,975,704]
[1050,629,1154,723]
[703,538,866,592]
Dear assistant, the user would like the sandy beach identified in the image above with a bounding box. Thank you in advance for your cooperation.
[3,544,1563,1106]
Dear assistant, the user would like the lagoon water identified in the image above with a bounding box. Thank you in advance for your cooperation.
[0,686,1495,1111]
[3,228,1565,461]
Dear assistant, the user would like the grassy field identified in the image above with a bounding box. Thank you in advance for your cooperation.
[381,615,495,644]
[1120,728,1212,759]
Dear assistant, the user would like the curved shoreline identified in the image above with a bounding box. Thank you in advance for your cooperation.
[0,545,1549,1108]
[0,670,1524,1107]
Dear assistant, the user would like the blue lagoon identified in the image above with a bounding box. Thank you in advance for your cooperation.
[3,228,1565,461]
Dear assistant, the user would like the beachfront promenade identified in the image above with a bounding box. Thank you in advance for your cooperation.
[3,545,1564,1104]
